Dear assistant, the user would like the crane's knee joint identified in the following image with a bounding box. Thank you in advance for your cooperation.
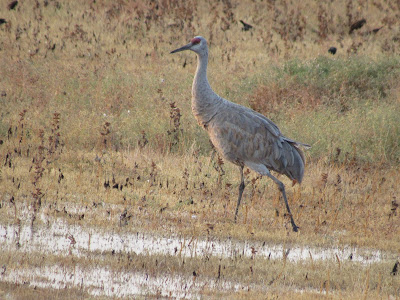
[278,182,285,192]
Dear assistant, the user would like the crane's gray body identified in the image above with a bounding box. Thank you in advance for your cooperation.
[171,36,309,231]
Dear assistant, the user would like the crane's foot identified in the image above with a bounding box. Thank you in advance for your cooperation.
[291,220,299,232]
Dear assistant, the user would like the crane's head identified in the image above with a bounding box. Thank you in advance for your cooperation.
[170,36,207,55]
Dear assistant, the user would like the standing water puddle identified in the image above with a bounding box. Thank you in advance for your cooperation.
[0,221,389,298]
[0,222,383,263]
[0,264,246,299]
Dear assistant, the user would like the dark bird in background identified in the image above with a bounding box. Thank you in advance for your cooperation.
[362,26,384,36]
[240,20,253,31]
[391,261,399,276]
[349,19,366,34]
[328,47,337,55]
[368,26,384,35]
[371,26,383,34]
[0,18,6,25]
[8,1,18,10]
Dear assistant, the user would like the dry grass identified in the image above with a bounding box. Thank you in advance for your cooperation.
[1,0,400,298]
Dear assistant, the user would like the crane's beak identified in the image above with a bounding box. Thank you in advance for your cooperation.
[170,42,192,54]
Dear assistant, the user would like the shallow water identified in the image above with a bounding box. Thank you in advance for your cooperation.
[0,220,391,298]
[0,221,383,263]
[1,264,246,299]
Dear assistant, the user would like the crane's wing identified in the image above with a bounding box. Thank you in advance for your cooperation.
[251,107,310,149]
[207,103,283,163]
[206,101,307,182]
[229,102,282,137]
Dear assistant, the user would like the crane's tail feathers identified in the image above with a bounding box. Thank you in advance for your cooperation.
[283,137,311,150]
[297,142,311,150]
[283,142,306,184]
[293,144,306,169]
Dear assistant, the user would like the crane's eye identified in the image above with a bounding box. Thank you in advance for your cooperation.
[191,38,201,45]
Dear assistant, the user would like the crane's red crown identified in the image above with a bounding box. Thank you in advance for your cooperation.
[191,37,201,45]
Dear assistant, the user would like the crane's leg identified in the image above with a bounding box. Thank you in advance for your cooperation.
[265,172,299,232]
[234,166,245,223]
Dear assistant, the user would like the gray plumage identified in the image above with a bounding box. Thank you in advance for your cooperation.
[171,36,310,232]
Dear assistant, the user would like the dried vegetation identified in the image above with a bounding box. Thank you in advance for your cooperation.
[0,0,399,298]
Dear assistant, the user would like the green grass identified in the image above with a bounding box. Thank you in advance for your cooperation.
[277,55,400,103]
[279,101,400,164]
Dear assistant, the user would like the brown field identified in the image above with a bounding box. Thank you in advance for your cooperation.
[0,0,399,298]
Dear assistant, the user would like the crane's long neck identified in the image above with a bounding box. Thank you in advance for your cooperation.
[191,49,221,126]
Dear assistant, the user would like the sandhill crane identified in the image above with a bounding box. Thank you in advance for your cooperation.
[171,36,310,232]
